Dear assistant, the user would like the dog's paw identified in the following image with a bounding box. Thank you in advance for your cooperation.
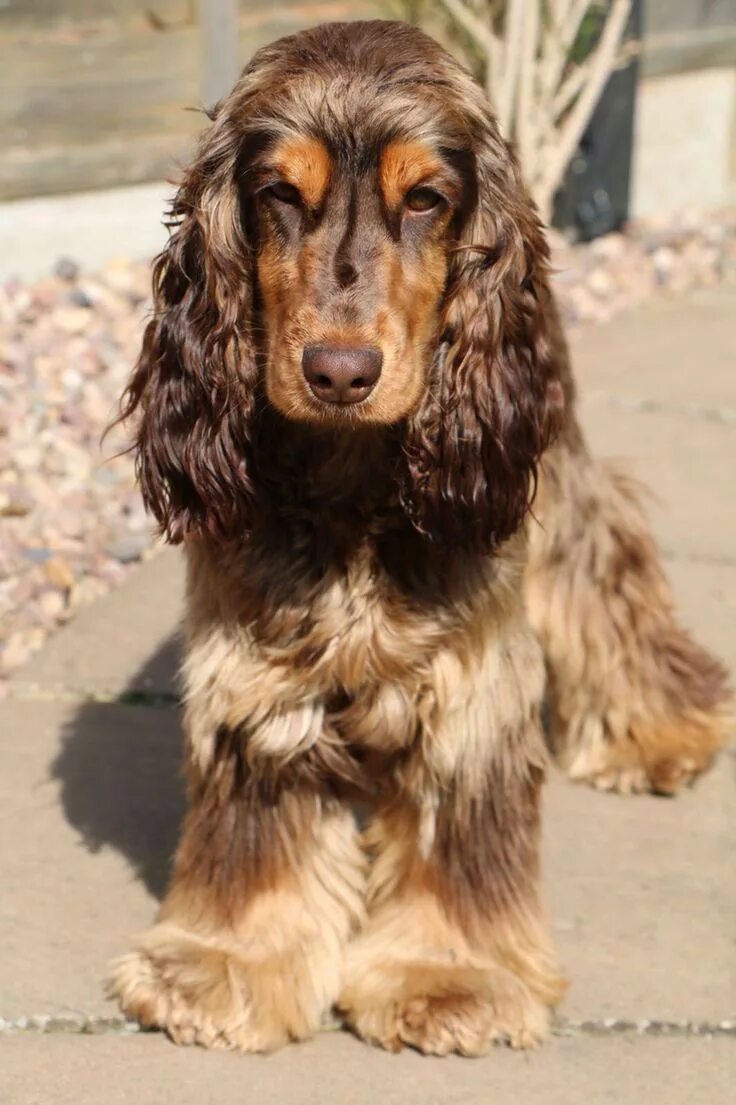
[108,924,324,1052]
[565,728,716,796]
[569,756,652,795]
[339,960,549,1056]
[576,759,703,796]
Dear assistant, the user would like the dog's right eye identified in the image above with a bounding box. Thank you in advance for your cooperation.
[404,186,443,213]
[266,181,302,206]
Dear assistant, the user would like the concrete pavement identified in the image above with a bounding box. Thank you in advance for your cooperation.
[2,288,735,1102]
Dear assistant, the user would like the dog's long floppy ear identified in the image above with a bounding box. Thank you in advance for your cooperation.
[119,99,259,544]
[401,100,564,552]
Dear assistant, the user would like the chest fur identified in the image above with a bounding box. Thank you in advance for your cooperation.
[182,534,531,773]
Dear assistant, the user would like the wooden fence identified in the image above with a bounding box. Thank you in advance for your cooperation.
[1,1,374,200]
[4,1,735,204]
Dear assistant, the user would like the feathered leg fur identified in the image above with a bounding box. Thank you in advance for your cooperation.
[108,719,365,1051]
[526,425,732,795]
[339,620,565,1055]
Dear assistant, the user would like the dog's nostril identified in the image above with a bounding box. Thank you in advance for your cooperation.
[302,344,383,405]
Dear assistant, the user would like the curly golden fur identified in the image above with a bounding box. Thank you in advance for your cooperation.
[109,20,732,1055]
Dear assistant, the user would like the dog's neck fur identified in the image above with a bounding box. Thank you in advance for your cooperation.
[254,413,405,539]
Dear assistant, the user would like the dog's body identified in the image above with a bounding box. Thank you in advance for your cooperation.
[110,21,731,1055]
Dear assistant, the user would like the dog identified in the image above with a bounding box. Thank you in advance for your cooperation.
[109,20,732,1055]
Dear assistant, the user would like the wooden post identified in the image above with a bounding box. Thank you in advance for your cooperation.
[197,0,239,107]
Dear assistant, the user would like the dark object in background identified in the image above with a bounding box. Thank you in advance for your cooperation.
[554,0,642,241]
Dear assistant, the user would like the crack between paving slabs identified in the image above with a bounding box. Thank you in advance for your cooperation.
[1,684,180,708]
[1,1014,735,1040]
[582,391,736,424]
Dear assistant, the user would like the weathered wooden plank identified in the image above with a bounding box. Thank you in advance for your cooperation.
[0,133,195,200]
[1,26,201,147]
[0,1,377,199]
[0,1,192,28]
[642,25,736,77]
[1,4,372,134]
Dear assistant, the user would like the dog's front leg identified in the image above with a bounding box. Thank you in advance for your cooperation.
[339,630,565,1056]
[109,698,365,1052]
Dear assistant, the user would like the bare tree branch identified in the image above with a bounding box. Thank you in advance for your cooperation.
[538,0,632,217]
[552,58,590,120]
[428,0,634,223]
[516,2,540,171]
[498,0,526,133]
[561,0,592,48]
[435,0,499,54]
[436,0,504,107]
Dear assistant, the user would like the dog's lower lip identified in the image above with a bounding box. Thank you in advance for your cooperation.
[309,389,373,407]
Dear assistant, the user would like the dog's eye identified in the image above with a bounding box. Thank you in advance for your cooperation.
[267,181,302,206]
[405,187,443,213]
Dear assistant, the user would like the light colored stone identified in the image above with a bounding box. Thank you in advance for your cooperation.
[43,557,75,592]
[106,533,152,565]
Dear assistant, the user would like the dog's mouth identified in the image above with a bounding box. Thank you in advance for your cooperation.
[296,386,385,428]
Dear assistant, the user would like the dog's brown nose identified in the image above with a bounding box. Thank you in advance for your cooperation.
[302,344,382,405]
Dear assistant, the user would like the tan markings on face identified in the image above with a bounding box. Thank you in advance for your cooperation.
[272,136,332,208]
[257,240,298,328]
[379,140,445,210]
[257,139,453,427]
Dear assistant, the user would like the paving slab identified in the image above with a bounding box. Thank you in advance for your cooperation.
[570,287,736,413]
[19,549,185,700]
[543,752,735,1023]
[569,288,736,564]
[664,559,736,673]
[0,698,182,1019]
[2,1031,735,1105]
[577,396,735,562]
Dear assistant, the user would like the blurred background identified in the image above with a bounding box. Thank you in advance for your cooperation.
[0,1,735,677]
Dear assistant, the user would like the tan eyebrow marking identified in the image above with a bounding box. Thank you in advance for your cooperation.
[379,140,445,209]
[272,136,332,208]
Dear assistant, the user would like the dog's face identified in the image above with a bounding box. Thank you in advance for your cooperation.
[123,21,563,549]
[250,134,469,425]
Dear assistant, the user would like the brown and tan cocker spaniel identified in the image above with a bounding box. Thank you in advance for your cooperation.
[109,20,732,1056]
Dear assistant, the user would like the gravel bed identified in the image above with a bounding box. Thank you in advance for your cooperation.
[1,209,735,679]
[0,257,159,680]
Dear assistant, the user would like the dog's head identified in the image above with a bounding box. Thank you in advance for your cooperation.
[123,20,563,548]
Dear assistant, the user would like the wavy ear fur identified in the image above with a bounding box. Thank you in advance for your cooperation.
[401,98,564,552]
[119,102,259,544]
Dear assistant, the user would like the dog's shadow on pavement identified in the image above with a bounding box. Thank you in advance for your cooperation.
[51,636,185,900]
